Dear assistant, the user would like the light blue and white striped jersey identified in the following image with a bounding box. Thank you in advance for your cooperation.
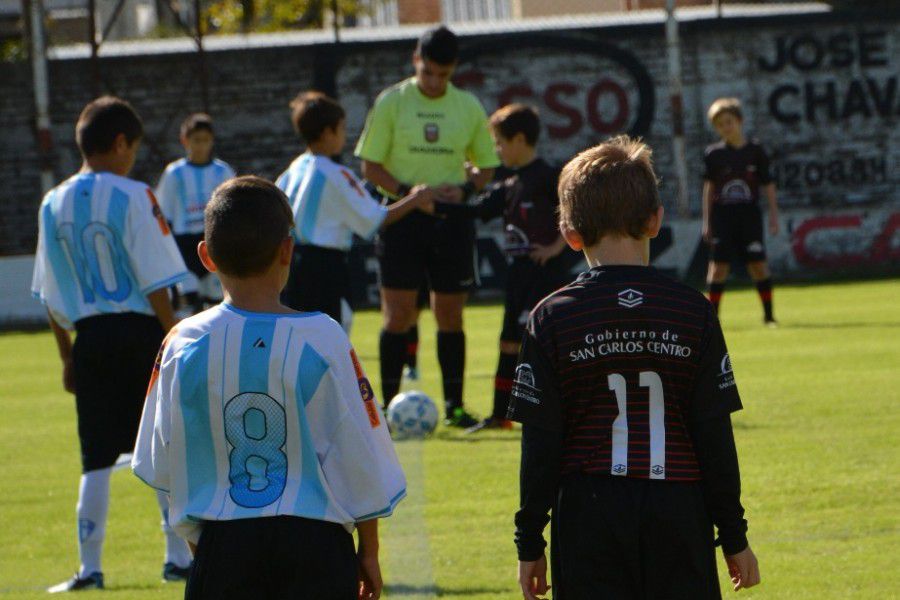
[132,304,405,544]
[31,172,188,330]
[156,158,236,235]
[276,153,387,251]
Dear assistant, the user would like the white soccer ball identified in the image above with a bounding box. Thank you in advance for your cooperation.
[387,391,439,439]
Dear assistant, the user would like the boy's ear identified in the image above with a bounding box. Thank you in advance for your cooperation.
[198,241,217,273]
[113,132,129,153]
[561,227,584,251]
[279,236,294,265]
[645,206,664,239]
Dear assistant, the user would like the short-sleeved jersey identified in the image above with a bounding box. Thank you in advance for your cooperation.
[276,153,387,251]
[132,304,406,543]
[354,78,500,192]
[703,141,772,207]
[478,158,561,252]
[31,172,188,330]
[508,265,742,482]
[156,158,236,235]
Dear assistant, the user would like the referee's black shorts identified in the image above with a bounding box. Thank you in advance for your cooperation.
[281,244,350,324]
[376,211,475,294]
[554,474,721,600]
[185,516,357,600]
[501,255,570,343]
[709,204,766,264]
[73,312,164,473]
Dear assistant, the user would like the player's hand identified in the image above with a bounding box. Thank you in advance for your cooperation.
[768,212,780,236]
[410,185,435,214]
[529,243,560,266]
[724,546,760,591]
[518,554,550,600]
[436,184,465,204]
[357,553,382,599]
[62,357,76,394]
[702,220,712,244]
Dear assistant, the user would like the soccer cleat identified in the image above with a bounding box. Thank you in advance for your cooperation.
[162,562,192,582]
[403,366,420,382]
[764,317,778,328]
[464,417,514,435]
[48,572,104,593]
[444,407,479,429]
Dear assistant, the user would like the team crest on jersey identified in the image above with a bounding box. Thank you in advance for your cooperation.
[617,288,643,308]
[350,349,380,428]
[424,122,439,143]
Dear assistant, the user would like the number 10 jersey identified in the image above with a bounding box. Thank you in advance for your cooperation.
[132,304,406,544]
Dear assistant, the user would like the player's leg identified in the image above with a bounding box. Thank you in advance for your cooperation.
[155,492,192,581]
[556,476,641,599]
[706,261,730,314]
[404,285,429,381]
[642,481,722,599]
[431,290,474,426]
[380,288,419,406]
[707,209,735,315]
[377,218,428,406]
[744,209,775,324]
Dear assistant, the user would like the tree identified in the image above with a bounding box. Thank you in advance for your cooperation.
[205,0,370,33]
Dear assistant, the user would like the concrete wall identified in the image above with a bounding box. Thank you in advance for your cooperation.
[2,6,898,319]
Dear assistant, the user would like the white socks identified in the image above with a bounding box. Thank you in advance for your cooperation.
[76,467,111,577]
[156,491,192,568]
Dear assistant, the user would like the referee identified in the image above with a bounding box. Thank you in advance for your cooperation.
[355,25,499,427]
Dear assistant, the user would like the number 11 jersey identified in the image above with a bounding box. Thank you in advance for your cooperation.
[507,264,743,481]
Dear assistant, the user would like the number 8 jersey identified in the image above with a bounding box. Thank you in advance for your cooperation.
[31,172,188,329]
[132,304,406,544]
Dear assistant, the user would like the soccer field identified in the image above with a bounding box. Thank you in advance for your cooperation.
[1,279,897,599]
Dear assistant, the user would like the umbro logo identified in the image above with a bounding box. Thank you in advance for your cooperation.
[617,288,643,308]
[651,465,665,476]
[612,464,627,474]
[252,338,266,349]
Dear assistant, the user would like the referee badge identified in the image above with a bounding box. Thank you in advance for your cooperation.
[424,122,439,143]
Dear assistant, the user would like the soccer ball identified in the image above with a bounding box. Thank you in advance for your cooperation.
[387,391,439,439]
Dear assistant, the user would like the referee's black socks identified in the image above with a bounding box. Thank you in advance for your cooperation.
[379,330,407,407]
[437,331,465,417]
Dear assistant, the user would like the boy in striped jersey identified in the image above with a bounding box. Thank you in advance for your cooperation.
[156,113,236,316]
[133,176,404,600]
[509,137,759,599]
[32,97,191,592]
[277,91,435,331]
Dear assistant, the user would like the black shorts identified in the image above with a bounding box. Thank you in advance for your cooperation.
[185,516,356,600]
[377,211,475,294]
[281,245,350,323]
[175,233,206,279]
[709,204,766,264]
[73,313,164,473]
[501,256,570,343]
[554,475,720,600]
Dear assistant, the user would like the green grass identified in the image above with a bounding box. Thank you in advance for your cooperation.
[1,279,898,598]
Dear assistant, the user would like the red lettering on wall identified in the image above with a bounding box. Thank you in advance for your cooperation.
[792,213,900,267]
[587,79,629,134]
[544,83,582,139]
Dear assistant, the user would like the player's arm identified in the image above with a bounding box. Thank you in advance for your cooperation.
[147,287,178,333]
[356,518,383,599]
[433,179,505,221]
[688,308,759,590]
[530,235,567,267]
[382,185,435,225]
[701,181,714,243]
[758,148,779,236]
[47,310,75,394]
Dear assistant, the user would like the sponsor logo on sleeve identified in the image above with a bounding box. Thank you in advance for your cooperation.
[146,189,171,235]
[718,353,736,390]
[511,363,541,405]
[350,348,380,428]
[145,328,178,398]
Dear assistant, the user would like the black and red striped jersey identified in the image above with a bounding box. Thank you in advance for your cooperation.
[507,264,742,482]
[703,140,773,207]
